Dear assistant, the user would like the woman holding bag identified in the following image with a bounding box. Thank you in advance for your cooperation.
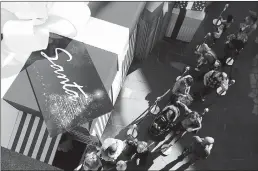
[157,74,194,107]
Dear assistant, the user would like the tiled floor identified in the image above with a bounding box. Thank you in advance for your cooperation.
[102,2,258,170]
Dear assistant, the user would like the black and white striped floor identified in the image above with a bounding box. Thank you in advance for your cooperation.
[6,111,61,165]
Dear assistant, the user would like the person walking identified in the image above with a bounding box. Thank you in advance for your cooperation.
[239,11,257,37]
[180,136,214,165]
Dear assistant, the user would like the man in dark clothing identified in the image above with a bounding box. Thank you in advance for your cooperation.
[123,136,138,157]
[222,34,246,66]
[180,136,214,165]
[134,141,149,166]
[126,141,154,171]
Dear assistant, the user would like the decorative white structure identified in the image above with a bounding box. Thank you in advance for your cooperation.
[1,2,91,98]
[3,20,49,54]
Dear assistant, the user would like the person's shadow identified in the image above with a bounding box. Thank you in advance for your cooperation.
[145,92,160,107]
[126,151,162,171]
[159,155,185,171]
[160,153,195,171]
[175,162,192,171]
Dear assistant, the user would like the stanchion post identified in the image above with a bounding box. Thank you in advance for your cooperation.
[213,4,229,26]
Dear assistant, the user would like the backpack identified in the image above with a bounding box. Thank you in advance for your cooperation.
[207,71,221,88]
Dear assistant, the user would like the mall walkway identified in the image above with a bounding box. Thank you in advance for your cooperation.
[102,2,258,170]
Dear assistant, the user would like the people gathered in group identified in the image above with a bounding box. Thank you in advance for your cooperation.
[75,8,256,171]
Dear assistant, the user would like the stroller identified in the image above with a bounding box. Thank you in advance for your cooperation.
[148,66,194,137]
[148,92,193,137]
[148,104,180,137]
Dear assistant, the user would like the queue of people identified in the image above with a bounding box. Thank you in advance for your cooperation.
[75,133,151,171]
[76,11,257,171]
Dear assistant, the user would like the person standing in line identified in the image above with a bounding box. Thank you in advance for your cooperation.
[239,11,257,36]
[180,136,214,165]
[157,75,194,106]
[200,70,229,101]
[74,144,103,171]
[123,135,138,157]
[212,15,234,46]
[100,138,125,163]
[130,141,151,169]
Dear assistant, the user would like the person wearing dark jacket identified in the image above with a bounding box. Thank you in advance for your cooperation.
[180,136,214,165]
[134,141,149,166]
[126,141,153,170]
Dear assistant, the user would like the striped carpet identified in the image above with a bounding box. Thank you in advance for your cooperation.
[7,111,62,165]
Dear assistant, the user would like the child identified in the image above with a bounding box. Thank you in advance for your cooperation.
[181,136,214,166]
[74,145,102,171]
[132,141,149,166]
[116,160,127,171]
[123,136,138,157]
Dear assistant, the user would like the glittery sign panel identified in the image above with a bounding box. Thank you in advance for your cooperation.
[174,1,188,9]
[191,2,207,11]
[26,33,113,137]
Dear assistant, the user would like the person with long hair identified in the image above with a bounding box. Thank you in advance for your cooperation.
[195,43,220,71]
[157,75,194,106]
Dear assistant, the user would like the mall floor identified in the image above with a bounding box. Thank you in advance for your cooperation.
[101,2,258,170]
